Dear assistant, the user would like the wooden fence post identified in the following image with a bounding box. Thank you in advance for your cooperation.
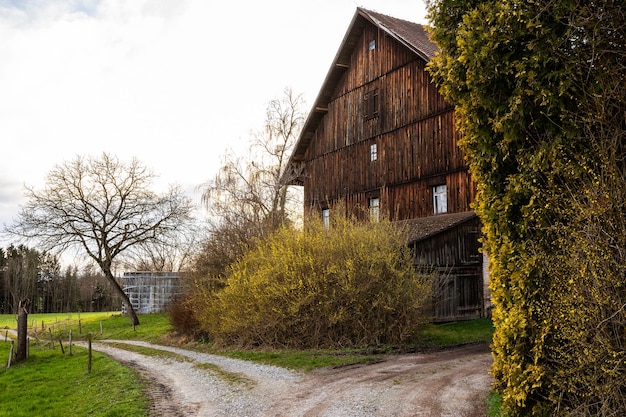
[87,334,92,373]
[7,341,14,368]
[16,299,29,362]
[49,328,54,349]
[69,329,73,356]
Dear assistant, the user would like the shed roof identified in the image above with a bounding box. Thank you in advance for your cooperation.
[400,211,478,244]
[288,8,436,166]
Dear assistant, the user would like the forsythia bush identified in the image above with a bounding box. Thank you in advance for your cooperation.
[539,156,626,415]
[193,215,432,348]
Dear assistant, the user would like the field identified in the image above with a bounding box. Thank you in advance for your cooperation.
[0,311,171,343]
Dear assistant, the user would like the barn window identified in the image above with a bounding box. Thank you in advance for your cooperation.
[369,197,380,222]
[433,184,448,214]
[368,39,376,51]
[364,88,379,120]
[322,208,330,229]
[370,143,378,161]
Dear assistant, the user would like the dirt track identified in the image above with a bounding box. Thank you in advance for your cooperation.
[91,341,493,417]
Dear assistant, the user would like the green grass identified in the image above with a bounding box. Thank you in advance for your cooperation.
[0,340,147,417]
[488,390,505,417]
[418,318,494,348]
[105,341,188,361]
[0,312,116,332]
[216,348,379,371]
[0,312,167,417]
[76,313,172,342]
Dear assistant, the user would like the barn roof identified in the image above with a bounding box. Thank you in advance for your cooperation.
[288,8,436,167]
[400,211,478,244]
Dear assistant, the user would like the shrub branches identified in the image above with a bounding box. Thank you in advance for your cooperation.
[193,215,433,349]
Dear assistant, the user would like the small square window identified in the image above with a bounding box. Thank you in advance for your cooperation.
[370,144,378,161]
[368,40,376,51]
[369,198,380,222]
[433,185,448,214]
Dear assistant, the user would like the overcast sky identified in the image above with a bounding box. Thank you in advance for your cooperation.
[0,0,428,247]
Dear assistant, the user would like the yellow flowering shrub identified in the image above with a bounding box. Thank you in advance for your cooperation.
[193,214,432,348]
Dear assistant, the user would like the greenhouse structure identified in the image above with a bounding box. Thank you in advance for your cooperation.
[120,271,182,314]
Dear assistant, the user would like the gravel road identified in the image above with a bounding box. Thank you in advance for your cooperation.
[90,340,493,417]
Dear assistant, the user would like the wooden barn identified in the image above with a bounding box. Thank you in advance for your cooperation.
[284,8,490,321]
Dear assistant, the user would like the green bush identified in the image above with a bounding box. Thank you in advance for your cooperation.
[428,0,626,415]
[194,215,433,349]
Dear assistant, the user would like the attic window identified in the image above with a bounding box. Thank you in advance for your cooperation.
[364,88,379,120]
[368,40,376,51]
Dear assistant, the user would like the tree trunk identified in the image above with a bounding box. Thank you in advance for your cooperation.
[16,299,29,362]
[102,267,140,326]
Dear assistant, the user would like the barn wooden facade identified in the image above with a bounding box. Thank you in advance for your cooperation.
[285,8,489,321]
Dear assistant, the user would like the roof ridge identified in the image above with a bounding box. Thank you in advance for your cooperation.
[357,7,424,27]
[356,7,436,62]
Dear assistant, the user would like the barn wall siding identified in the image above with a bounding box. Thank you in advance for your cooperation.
[302,23,473,222]
[412,217,483,321]
[297,11,485,321]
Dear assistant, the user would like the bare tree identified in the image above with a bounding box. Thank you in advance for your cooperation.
[120,224,201,273]
[197,88,305,280]
[201,88,304,235]
[250,87,305,229]
[6,153,195,325]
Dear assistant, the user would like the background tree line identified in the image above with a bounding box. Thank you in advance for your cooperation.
[0,245,121,314]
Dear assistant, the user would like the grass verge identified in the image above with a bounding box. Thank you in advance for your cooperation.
[211,348,380,371]
[104,341,254,387]
[168,318,494,371]
[0,340,147,417]
[418,319,494,348]
[488,390,505,417]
